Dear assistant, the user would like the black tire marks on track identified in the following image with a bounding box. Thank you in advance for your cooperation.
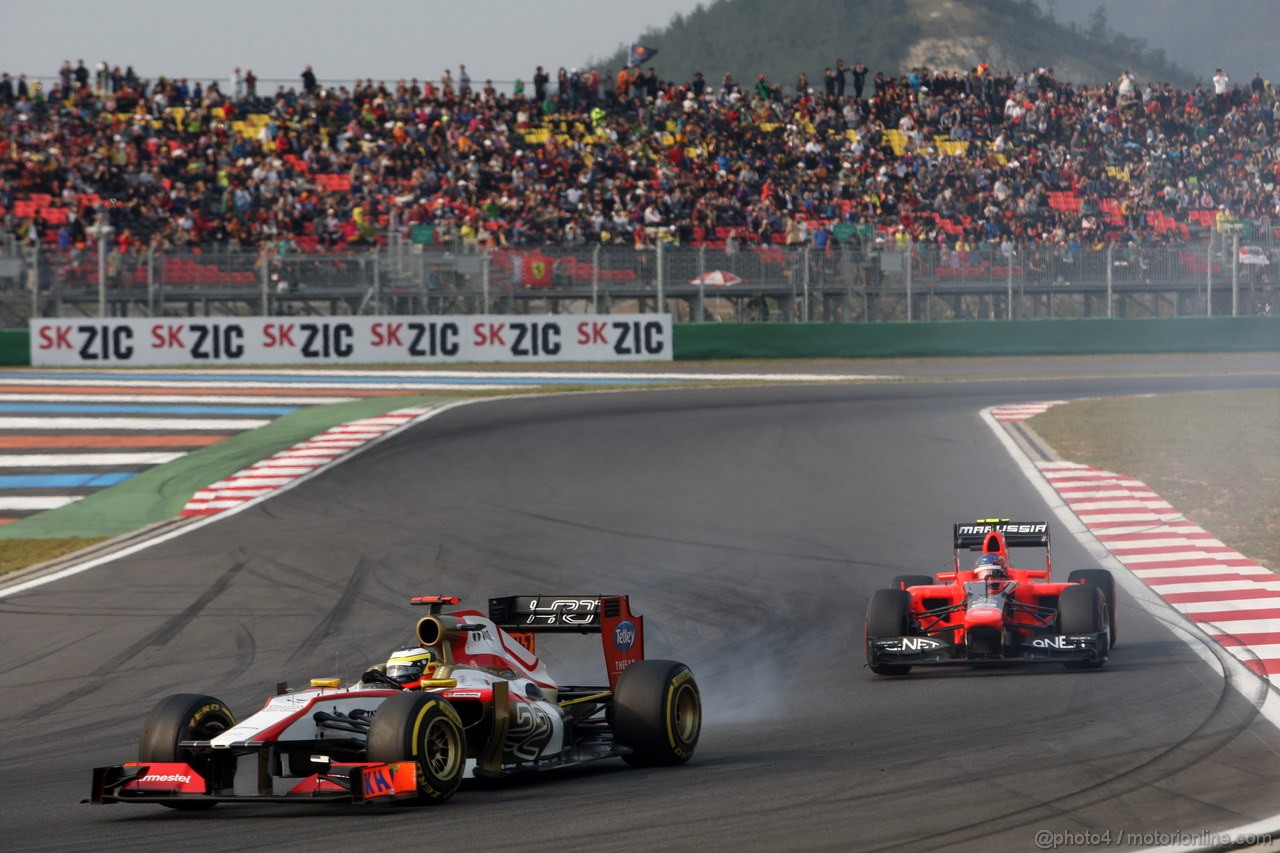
[859,613,1272,851]
[287,555,374,664]
[19,559,248,723]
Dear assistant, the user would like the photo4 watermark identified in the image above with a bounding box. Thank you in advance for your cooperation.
[1034,829,1273,849]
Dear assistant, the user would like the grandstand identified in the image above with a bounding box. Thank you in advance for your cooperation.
[1,61,1276,321]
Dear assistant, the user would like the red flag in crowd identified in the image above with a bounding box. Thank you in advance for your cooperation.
[513,253,552,287]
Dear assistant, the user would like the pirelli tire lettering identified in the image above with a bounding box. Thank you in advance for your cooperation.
[188,703,231,728]
[30,315,674,366]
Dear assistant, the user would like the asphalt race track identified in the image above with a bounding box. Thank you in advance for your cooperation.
[3,357,1280,852]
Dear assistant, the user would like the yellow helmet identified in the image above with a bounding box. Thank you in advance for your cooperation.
[385,647,435,685]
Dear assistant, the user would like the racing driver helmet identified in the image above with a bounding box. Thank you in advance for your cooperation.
[974,553,1009,580]
[385,647,436,687]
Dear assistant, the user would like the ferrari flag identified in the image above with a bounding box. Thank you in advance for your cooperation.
[514,253,552,287]
[629,44,659,68]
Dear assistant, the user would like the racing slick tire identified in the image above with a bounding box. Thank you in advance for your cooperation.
[138,693,237,809]
[366,692,465,803]
[1068,569,1118,648]
[1057,583,1109,669]
[890,574,934,591]
[611,660,701,767]
[866,588,914,676]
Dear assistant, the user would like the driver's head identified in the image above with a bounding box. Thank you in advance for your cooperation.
[974,553,1008,579]
[385,647,436,686]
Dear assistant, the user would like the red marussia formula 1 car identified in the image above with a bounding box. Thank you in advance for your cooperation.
[88,594,701,808]
[864,520,1117,675]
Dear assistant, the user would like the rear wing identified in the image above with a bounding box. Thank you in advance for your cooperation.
[488,596,611,632]
[953,521,1050,550]
[487,595,645,690]
[947,520,1052,579]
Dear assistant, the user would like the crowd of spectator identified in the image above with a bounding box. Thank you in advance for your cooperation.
[2,56,1279,262]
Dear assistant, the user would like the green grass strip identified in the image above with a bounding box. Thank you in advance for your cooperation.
[1030,389,1280,570]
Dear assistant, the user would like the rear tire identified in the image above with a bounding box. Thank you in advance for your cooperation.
[890,574,934,590]
[866,588,914,675]
[138,693,237,809]
[611,660,701,767]
[1058,583,1108,669]
[1068,569,1117,647]
[366,693,465,803]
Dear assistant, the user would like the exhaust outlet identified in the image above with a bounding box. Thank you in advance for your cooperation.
[416,614,466,648]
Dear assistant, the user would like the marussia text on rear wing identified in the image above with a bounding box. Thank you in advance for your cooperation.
[954,520,1050,550]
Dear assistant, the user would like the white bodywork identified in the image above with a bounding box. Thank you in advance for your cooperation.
[208,614,568,774]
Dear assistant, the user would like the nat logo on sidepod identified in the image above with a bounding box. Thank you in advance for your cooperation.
[614,620,636,652]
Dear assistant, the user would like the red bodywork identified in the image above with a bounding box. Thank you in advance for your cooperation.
[905,529,1066,647]
[867,521,1112,671]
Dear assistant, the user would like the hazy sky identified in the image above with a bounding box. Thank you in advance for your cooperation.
[4,0,705,86]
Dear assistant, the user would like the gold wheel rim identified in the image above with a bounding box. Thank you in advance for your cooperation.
[672,683,701,743]
[424,717,462,779]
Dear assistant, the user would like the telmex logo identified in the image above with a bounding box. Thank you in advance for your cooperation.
[141,773,192,784]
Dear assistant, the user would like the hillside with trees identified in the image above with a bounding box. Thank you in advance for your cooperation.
[1038,0,1280,86]
[588,0,1187,88]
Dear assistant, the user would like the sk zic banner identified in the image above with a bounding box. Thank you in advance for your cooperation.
[30,315,674,366]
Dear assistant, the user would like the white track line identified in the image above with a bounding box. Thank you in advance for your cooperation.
[0,417,271,431]
[0,393,357,405]
[982,403,1280,851]
[0,452,187,467]
[2,368,879,381]
[0,398,481,599]
[0,496,83,511]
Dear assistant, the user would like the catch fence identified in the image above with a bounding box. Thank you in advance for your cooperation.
[1,234,1274,326]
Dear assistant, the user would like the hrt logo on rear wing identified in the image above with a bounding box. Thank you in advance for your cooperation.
[488,595,645,689]
[488,596,604,631]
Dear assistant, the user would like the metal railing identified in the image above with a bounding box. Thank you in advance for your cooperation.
[2,234,1275,326]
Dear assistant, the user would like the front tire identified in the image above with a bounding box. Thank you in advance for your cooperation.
[611,660,701,767]
[866,588,914,675]
[1058,583,1109,669]
[366,693,465,803]
[138,693,237,808]
[1068,569,1117,647]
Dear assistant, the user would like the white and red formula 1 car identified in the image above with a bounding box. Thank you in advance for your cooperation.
[88,594,700,808]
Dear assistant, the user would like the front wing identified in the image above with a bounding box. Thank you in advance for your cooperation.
[867,631,1108,667]
[88,760,420,806]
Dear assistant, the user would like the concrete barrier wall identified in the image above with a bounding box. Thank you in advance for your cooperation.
[672,318,1280,360]
[0,329,27,365]
[5,318,1279,365]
